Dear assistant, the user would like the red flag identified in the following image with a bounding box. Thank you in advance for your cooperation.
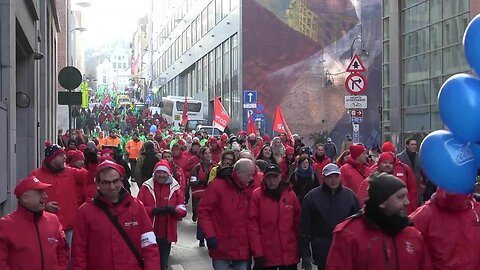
[272,105,293,143]
[247,113,256,135]
[213,96,230,132]
[181,96,188,127]
[101,95,111,106]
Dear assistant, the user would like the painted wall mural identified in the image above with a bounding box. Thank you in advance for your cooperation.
[242,0,382,147]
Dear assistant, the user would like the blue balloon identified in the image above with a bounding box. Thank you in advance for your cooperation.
[420,130,477,194]
[438,74,480,143]
[464,14,480,74]
[149,125,157,133]
[470,142,480,168]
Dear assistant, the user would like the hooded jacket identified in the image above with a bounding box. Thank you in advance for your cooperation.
[248,182,301,267]
[410,189,480,269]
[72,191,160,270]
[137,177,187,243]
[197,167,255,260]
[340,157,372,195]
[0,206,69,270]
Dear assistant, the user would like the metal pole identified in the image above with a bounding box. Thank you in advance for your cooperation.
[68,104,72,138]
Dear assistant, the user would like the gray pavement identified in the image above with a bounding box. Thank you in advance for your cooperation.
[129,180,213,270]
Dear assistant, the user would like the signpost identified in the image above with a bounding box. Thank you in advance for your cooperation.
[243,90,257,109]
[58,66,82,137]
[345,54,367,143]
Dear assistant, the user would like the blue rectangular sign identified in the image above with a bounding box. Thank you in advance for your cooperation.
[243,90,257,104]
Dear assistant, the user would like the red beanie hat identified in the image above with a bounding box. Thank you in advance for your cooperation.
[262,134,271,142]
[66,150,85,165]
[208,137,218,145]
[378,152,395,165]
[96,160,125,178]
[44,141,65,163]
[349,144,366,160]
[286,146,295,156]
[381,141,396,153]
[221,133,228,141]
[153,160,172,175]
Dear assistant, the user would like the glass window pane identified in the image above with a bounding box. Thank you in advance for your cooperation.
[383,87,390,110]
[430,77,442,103]
[383,18,389,40]
[429,23,442,50]
[403,54,429,83]
[223,0,230,15]
[402,0,423,9]
[430,0,442,23]
[383,64,390,87]
[430,50,442,77]
[216,0,222,24]
[383,42,390,63]
[443,0,469,19]
[208,3,215,31]
[383,0,389,16]
[403,28,428,57]
[443,44,469,74]
[403,106,430,131]
[403,80,430,106]
[431,105,443,129]
[443,13,470,47]
[402,2,428,33]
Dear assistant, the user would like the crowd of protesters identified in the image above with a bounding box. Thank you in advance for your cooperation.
[2,109,480,270]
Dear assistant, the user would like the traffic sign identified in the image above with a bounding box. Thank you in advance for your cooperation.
[58,66,82,90]
[345,73,367,95]
[350,109,363,118]
[346,54,366,73]
[244,90,257,104]
[345,95,367,109]
[352,123,360,132]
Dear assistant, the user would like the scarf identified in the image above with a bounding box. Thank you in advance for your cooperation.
[296,165,313,179]
[364,200,413,236]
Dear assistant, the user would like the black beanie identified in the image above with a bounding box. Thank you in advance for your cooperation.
[367,172,406,204]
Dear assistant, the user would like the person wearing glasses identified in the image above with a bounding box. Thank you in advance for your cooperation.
[72,160,160,270]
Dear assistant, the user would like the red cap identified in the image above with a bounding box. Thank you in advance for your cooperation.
[349,144,366,160]
[262,134,271,142]
[221,133,228,141]
[238,131,247,136]
[208,137,218,144]
[381,141,396,153]
[378,152,395,164]
[154,160,172,175]
[285,146,295,155]
[96,160,125,177]
[66,150,85,165]
[14,176,52,197]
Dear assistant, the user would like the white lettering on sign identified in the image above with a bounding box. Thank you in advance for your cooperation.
[345,95,368,109]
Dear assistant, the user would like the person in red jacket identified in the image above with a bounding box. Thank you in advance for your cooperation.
[172,143,189,171]
[357,152,418,213]
[137,160,187,270]
[238,150,263,189]
[31,142,86,250]
[326,172,432,270]
[208,137,223,164]
[197,158,257,270]
[339,144,371,195]
[312,143,332,185]
[66,150,85,169]
[72,160,160,270]
[410,188,480,269]
[0,176,69,270]
[162,150,187,203]
[248,164,301,270]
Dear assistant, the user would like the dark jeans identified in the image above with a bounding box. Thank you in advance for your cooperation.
[128,158,137,179]
[263,265,298,270]
[157,238,171,270]
[192,197,200,219]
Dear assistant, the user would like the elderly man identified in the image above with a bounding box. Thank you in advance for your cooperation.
[197,159,257,270]
[137,160,187,270]
[72,161,160,270]
[0,176,69,270]
[339,144,372,195]
[300,163,359,270]
[326,173,432,270]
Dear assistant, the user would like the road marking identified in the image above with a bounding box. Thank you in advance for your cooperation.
[171,264,185,270]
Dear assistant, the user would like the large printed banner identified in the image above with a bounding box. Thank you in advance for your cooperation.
[213,96,231,132]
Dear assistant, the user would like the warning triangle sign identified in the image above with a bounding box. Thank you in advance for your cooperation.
[346,54,366,73]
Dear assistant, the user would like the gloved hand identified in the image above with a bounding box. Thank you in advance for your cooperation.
[253,257,265,270]
[206,237,218,250]
[302,257,313,270]
[153,206,176,216]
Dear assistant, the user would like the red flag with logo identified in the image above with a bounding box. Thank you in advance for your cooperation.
[247,113,256,135]
[213,96,230,132]
[181,96,188,127]
[272,105,293,143]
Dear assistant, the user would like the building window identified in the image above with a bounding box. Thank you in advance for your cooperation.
[208,2,215,31]
[216,0,223,24]
[403,54,429,83]
[209,51,215,99]
[215,46,222,97]
[197,60,202,94]
[402,2,429,34]
[443,0,469,19]
[223,0,230,15]
[403,80,430,107]
[202,9,208,36]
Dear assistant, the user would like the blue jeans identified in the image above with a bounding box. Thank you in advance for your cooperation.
[64,229,73,270]
[157,238,172,270]
[212,259,248,270]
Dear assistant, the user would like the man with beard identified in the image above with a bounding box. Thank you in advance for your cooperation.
[326,173,432,270]
[312,143,332,185]
[0,176,69,269]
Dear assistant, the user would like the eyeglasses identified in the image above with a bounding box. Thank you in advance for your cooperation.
[99,178,123,186]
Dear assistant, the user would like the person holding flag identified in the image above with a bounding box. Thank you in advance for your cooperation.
[272,105,293,147]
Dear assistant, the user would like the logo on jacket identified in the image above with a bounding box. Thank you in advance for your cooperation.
[47,237,59,244]
[405,241,415,254]
[124,220,139,227]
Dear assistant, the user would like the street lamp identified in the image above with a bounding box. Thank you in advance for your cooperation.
[350,35,369,59]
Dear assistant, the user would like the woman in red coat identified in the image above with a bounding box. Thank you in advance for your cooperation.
[248,164,301,269]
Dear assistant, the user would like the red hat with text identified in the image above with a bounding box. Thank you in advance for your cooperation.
[44,141,65,163]
[14,176,52,197]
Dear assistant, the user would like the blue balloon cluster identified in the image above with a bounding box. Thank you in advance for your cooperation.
[420,14,480,194]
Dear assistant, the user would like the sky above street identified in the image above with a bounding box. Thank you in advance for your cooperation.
[82,0,148,48]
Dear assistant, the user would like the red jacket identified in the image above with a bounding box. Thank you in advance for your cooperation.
[326,214,432,270]
[312,156,332,185]
[198,175,255,260]
[410,189,480,269]
[0,205,69,270]
[173,154,189,172]
[72,192,160,270]
[210,147,222,164]
[358,162,418,213]
[339,158,371,196]
[182,150,200,180]
[248,184,301,267]
[172,164,187,196]
[84,163,98,202]
[137,178,187,243]
[191,162,214,199]
[31,164,86,230]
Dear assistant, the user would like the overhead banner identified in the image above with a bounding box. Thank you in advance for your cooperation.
[213,96,230,132]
